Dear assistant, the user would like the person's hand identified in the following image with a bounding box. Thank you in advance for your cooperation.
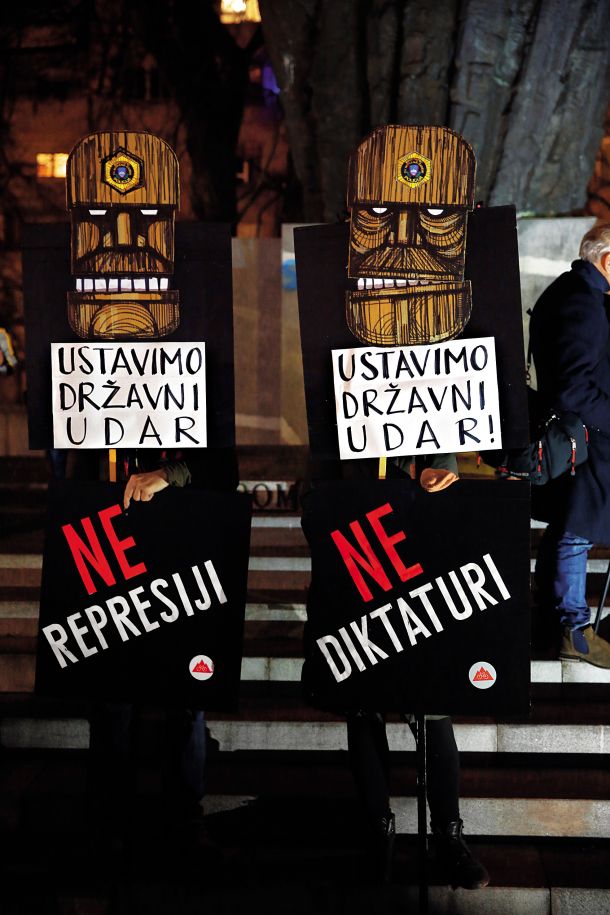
[419,467,459,493]
[123,469,169,510]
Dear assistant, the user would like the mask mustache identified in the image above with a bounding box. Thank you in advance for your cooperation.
[356,246,463,275]
[74,250,171,274]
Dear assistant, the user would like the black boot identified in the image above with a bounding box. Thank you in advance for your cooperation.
[369,811,395,884]
[432,819,489,889]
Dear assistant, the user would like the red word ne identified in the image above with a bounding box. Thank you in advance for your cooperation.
[62,504,147,596]
[330,502,423,602]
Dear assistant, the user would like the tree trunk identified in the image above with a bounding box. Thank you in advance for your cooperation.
[132,0,252,225]
[489,0,610,212]
[449,0,538,202]
[260,0,610,218]
[396,0,459,125]
[259,0,323,220]
[310,0,366,221]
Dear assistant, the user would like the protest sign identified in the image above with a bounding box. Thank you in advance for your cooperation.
[332,337,501,459]
[302,478,530,715]
[295,207,528,460]
[23,221,235,449]
[36,481,251,707]
[51,342,207,448]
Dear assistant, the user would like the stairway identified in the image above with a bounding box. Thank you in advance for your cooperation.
[1,453,610,915]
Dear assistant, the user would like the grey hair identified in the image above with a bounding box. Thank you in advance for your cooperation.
[579,223,610,263]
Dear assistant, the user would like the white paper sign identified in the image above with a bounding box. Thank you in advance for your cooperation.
[51,342,207,449]
[332,337,501,460]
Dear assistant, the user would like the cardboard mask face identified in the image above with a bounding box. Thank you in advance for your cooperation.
[66,131,180,340]
[346,125,476,346]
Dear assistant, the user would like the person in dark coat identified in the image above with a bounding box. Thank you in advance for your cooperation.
[530,222,610,667]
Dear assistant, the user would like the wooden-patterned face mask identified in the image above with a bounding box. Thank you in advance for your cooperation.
[66,131,180,340]
[346,126,476,347]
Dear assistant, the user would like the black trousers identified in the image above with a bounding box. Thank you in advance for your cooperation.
[346,712,460,829]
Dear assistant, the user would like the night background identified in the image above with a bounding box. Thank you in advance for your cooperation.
[1,2,610,914]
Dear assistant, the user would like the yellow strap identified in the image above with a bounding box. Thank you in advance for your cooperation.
[378,456,387,480]
[109,449,117,482]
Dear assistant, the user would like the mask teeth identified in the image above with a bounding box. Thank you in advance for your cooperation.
[75,276,170,292]
[355,276,451,290]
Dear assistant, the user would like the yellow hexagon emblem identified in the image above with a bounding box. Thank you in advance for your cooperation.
[397,152,432,188]
[102,149,144,194]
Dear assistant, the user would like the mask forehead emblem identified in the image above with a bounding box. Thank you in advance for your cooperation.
[346,125,476,347]
[397,152,431,188]
[102,149,144,194]
[66,131,180,341]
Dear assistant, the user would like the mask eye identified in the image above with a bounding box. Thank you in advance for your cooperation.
[372,207,388,214]
[141,209,158,216]
[88,209,107,216]
[426,208,444,216]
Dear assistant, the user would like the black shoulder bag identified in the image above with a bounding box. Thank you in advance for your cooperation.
[482,311,588,485]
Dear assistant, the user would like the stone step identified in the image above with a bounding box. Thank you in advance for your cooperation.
[5,747,610,802]
[2,696,610,754]
[2,749,610,842]
[209,795,610,840]
[7,785,610,842]
[3,802,610,914]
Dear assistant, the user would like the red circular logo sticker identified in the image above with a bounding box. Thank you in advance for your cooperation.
[469,662,496,689]
[190,655,215,680]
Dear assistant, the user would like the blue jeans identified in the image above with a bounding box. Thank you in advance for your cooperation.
[535,526,593,629]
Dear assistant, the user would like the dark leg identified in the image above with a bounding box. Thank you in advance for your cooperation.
[423,717,460,829]
[88,702,135,842]
[346,711,395,882]
[162,708,207,817]
[409,717,488,890]
[346,711,391,821]
[415,714,429,914]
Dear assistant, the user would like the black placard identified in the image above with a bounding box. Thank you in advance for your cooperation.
[295,207,528,459]
[22,222,235,449]
[35,481,251,707]
[301,479,530,715]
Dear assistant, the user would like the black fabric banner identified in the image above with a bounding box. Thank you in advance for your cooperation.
[295,207,528,460]
[301,479,530,715]
[36,481,251,707]
[22,222,235,449]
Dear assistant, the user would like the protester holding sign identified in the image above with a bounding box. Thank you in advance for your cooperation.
[302,459,496,888]
[79,447,241,851]
[25,130,249,858]
[297,125,530,891]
